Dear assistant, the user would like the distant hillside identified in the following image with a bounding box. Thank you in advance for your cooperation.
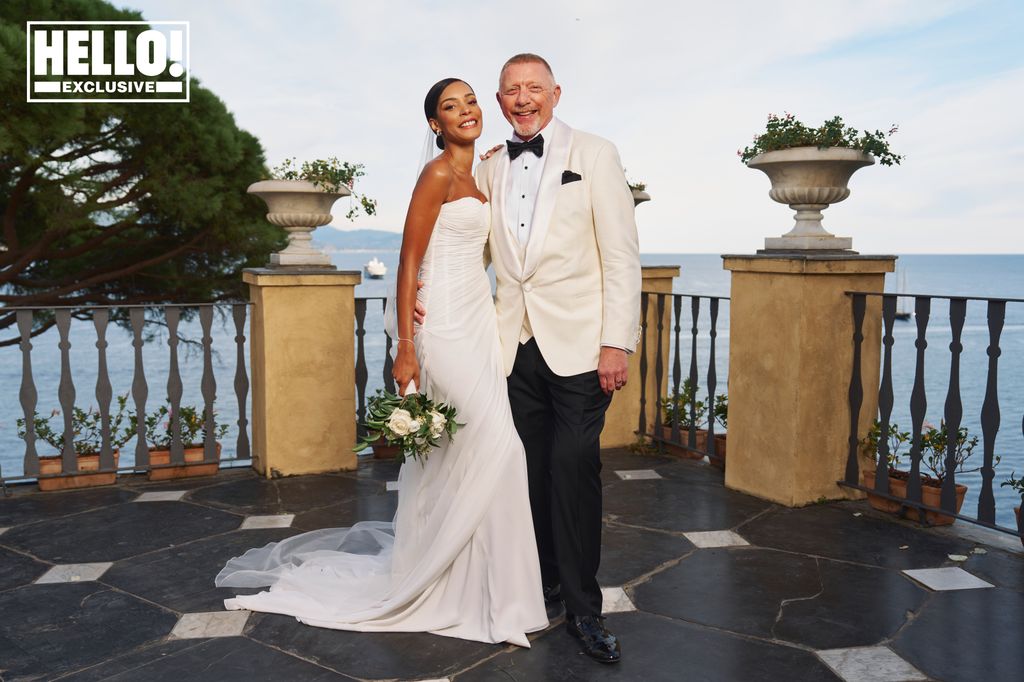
[313,228,402,251]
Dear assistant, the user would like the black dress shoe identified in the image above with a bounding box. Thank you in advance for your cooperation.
[566,614,621,663]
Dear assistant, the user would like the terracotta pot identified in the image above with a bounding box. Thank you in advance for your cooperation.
[148,443,221,480]
[37,450,120,491]
[369,437,402,460]
[659,426,706,460]
[916,480,967,526]
[860,468,907,514]
[708,434,727,470]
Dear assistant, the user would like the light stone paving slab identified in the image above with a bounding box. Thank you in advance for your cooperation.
[35,562,113,584]
[902,567,994,591]
[817,646,929,682]
[615,469,662,481]
[239,514,295,530]
[134,490,187,502]
[386,481,400,492]
[170,611,250,639]
[683,530,750,548]
[600,586,637,614]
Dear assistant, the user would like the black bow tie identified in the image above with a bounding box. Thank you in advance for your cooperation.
[506,134,544,161]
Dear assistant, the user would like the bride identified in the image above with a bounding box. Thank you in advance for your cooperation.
[215,78,549,647]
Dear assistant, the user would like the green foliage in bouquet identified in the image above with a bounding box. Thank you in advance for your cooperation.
[354,389,463,464]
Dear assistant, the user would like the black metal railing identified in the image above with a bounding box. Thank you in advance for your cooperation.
[640,292,730,464]
[843,291,1024,540]
[354,297,395,442]
[2,303,251,487]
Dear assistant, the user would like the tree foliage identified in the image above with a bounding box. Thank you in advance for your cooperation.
[0,0,286,345]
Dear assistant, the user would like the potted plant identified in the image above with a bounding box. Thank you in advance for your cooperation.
[708,393,728,470]
[16,395,132,491]
[917,421,993,525]
[740,113,903,251]
[659,379,708,460]
[248,156,378,268]
[858,419,911,514]
[130,404,229,480]
[1000,472,1024,547]
[626,172,650,206]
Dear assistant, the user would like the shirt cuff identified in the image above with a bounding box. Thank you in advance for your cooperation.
[601,344,633,355]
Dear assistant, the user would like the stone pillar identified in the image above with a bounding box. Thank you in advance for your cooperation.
[721,254,895,506]
[602,265,680,449]
[244,268,361,477]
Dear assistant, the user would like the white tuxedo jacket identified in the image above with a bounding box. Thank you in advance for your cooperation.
[475,118,642,377]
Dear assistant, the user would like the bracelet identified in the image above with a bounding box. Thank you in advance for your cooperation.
[397,338,414,345]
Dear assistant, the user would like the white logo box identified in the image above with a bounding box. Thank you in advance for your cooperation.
[26,20,190,103]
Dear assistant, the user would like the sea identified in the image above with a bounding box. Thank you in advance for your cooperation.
[2,253,1022,530]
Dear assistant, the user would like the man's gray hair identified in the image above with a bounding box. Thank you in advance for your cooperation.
[499,53,555,83]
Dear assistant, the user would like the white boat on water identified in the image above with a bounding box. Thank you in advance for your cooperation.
[364,257,387,279]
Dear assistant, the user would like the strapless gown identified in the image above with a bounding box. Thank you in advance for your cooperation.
[215,196,548,647]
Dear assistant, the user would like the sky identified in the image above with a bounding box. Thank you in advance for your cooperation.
[121,0,1024,254]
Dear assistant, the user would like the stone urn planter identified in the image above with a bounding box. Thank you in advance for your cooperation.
[747,146,874,251]
[247,179,350,268]
[147,443,221,480]
[631,188,650,207]
[38,451,119,491]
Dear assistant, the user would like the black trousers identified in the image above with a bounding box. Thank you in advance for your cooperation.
[507,338,612,617]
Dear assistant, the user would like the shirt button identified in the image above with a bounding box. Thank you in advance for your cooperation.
[521,194,526,198]
[520,223,524,227]
[523,283,532,292]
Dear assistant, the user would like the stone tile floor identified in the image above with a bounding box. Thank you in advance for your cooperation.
[1,449,1021,681]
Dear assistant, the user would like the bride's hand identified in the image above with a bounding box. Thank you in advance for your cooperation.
[393,344,420,397]
[478,143,503,161]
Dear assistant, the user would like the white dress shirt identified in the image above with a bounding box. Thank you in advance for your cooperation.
[504,123,550,249]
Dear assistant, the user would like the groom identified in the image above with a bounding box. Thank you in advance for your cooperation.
[475,53,641,663]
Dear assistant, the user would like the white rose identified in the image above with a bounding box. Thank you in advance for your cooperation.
[430,410,446,430]
[408,419,422,434]
[387,408,415,436]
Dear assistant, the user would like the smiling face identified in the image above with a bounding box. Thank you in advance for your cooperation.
[429,81,482,147]
[497,60,561,140]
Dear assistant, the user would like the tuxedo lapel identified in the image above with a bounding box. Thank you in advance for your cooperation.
[489,148,523,276]
[522,118,572,281]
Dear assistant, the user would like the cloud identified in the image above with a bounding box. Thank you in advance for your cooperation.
[120,0,1021,253]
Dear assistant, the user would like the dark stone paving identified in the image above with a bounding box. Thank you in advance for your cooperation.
[0,582,177,679]
[458,612,840,682]
[100,528,296,613]
[1,500,243,563]
[0,449,1019,681]
[892,587,1024,682]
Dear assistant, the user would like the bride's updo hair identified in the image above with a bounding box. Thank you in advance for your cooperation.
[424,77,466,150]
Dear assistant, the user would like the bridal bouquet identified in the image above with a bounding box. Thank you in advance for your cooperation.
[354,389,462,464]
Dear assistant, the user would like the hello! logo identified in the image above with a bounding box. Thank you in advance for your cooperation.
[26,21,189,103]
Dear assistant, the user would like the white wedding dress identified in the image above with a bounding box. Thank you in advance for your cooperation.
[215,197,548,646]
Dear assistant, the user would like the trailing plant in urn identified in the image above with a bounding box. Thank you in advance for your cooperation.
[739,113,904,166]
